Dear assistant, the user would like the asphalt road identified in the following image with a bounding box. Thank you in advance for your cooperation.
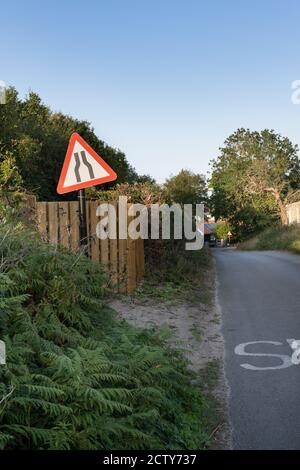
[214,249,300,450]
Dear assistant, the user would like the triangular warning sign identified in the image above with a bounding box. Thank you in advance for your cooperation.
[57,133,117,194]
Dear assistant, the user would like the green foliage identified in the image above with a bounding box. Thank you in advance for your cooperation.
[87,181,164,206]
[0,153,23,196]
[136,243,212,305]
[214,222,231,240]
[238,224,300,253]
[88,169,208,207]
[0,149,24,219]
[0,88,142,201]
[164,169,207,205]
[0,222,209,449]
[210,128,300,239]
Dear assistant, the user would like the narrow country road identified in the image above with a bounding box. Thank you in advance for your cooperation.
[214,249,300,450]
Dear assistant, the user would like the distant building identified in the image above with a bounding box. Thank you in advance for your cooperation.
[287,201,300,224]
[204,222,216,244]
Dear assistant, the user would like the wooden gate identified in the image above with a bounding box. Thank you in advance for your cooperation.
[35,200,144,294]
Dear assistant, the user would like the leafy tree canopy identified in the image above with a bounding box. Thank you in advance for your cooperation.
[210,129,300,239]
[214,222,232,240]
[0,88,144,200]
[163,169,207,206]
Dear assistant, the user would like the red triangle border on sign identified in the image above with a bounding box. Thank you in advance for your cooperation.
[57,133,117,194]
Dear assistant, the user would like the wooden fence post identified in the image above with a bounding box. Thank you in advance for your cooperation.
[69,201,80,253]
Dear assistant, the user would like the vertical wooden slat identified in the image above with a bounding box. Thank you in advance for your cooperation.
[100,202,109,266]
[135,239,140,282]
[58,202,69,249]
[118,240,127,293]
[136,238,144,282]
[36,202,48,241]
[48,202,58,245]
[69,201,80,253]
[140,238,145,279]
[25,194,37,226]
[127,204,137,294]
[109,202,118,289]
[89,200,100,262]
[117,198,127,293]
[85,200,90,253]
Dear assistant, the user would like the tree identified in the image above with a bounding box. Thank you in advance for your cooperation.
[210,129,300,239]
[0,87,146,201]
[243,130,300,225]
[87,181,164,206]
[135,174,156,185]
[214,222,231,240]
[163,169,207,205]
[0,151,23,209]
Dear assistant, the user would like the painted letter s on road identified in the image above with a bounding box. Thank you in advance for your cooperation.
[234,341,293,370]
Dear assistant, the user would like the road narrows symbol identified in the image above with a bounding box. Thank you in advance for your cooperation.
[74,152,81,182]
[57,133,117,194]
[80,150,95,180]
[73,150,96,183]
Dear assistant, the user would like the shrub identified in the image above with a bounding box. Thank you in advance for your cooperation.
[0,222,208,449]
[214,222,232,241]
[238,224,300,253]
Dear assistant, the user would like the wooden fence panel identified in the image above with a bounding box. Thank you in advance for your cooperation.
[35,200,144,294]
[127,206,137,294]
[89,200,100,262]
[58,202,69,249]
[69,201,80,252]
[136,238,145,282]
[100,202,109,266]
[36,201,48,241]
[118,238,127,293]
[48,202,58,245]
[109,202,118,288]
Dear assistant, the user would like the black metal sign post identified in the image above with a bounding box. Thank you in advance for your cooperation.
[78,188,88,253]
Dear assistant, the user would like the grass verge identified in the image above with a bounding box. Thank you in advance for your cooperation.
[238,224,300,253]
[135,242,213,305]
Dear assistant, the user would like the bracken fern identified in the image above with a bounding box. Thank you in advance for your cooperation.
[0,222,208,449]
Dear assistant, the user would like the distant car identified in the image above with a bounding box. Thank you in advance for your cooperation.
[209,234,216,247]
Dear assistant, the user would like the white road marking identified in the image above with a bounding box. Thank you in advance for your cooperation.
[234,341,294,370]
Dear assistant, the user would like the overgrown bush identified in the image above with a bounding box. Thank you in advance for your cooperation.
[238,224,300,253]
[136,241,213,304]
[0,222,208,449]
[214,222,231,241]
[87,181,164,206]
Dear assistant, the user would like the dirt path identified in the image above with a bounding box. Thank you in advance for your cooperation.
[110,259,232,449]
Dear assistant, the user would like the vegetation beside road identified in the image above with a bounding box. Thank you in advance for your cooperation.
[0,87,152,201]
[210,128,300,240]
[0,218,211,450]
[0,88,214,450]
[115,243,229,449]
[238,224,300,253]
[136,242,213,304]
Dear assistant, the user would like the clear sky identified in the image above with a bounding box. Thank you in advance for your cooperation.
[2,0,300,182]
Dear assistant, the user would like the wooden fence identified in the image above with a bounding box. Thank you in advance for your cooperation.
[35,200,144,294]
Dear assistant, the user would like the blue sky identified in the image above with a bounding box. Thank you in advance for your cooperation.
[2,0,300,182]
